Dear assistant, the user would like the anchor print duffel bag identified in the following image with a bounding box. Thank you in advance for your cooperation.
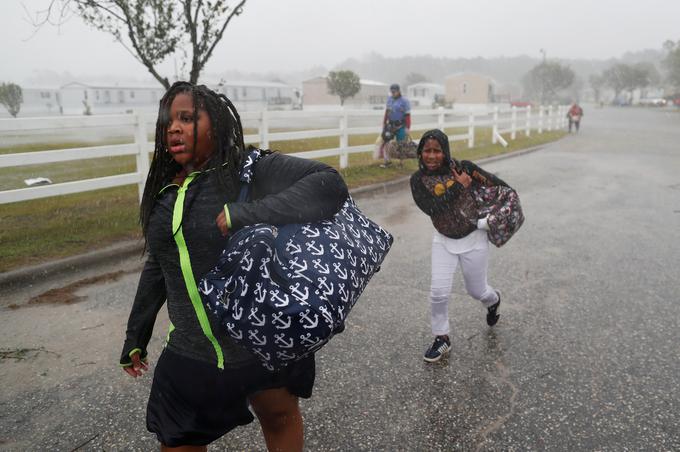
[198,149,394,370]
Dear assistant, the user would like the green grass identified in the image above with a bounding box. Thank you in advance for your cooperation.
[0,185,140,271]
[0,138,132,155]
[0,129,565,272]
[0,155,136,192]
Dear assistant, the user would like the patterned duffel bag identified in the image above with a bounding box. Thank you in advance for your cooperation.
[199,151,393,370]
[473,184,525,247]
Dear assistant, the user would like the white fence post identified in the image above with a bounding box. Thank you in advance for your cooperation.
[511,106,517,140]
[538,106,544,134]
[134,111,149,203]
[437,106,445,130]
[259,109,269,149]
[491,107,499,144]
[525,105,531,137]
[547,105,553,131]
[339,108,349,169]
[556,105,562,129]
[468,114,475,148]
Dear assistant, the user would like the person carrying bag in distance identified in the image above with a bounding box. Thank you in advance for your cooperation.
[379,83,411,168]
[567,102,584,133]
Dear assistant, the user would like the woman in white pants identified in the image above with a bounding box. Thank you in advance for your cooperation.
[410,129,506,362]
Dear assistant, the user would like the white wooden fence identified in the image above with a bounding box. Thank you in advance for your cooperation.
[0,105,567,205]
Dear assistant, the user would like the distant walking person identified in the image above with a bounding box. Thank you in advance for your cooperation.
[567,103,584,133]
[379,83,411,168]
[410,130,506,363]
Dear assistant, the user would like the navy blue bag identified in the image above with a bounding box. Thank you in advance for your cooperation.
[199,150,393,370]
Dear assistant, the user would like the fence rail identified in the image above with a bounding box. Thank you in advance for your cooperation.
[0,105,567,204]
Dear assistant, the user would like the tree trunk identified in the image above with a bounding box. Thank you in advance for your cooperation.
[144,65,170,90]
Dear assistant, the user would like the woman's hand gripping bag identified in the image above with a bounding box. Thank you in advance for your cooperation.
[473,184,525,247]
[199,197,393,371]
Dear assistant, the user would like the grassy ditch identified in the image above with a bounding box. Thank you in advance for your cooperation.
[0,129,565,272]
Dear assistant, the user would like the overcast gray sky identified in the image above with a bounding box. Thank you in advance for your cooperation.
[2,0,679,85]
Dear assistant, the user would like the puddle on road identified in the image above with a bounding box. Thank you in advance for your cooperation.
[7,269,136,309]
[0,346,60,362]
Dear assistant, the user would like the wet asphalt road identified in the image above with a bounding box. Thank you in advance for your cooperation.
[1,106,679,451]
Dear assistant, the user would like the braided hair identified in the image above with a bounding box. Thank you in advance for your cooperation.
[139,81,246,240]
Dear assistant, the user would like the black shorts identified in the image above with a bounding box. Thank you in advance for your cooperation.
[146,348,315,447]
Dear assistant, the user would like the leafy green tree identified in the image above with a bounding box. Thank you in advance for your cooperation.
[602,63,659,100]
[567,75,584,102]
[0,83,23,117]
[522,61,575,104]
[404,72,429,87]
[602,63,633,100]
[662,40,680,91]
[327,70,361,106]
[632,62,661,98]
[589,73,605,102]
[38,0,247,89]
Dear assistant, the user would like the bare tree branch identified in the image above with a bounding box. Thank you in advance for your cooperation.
[35,0,248,89]
[115,1,171,88]
[199,0,245,69]
[76,0,127,22]
[183,0,201,84]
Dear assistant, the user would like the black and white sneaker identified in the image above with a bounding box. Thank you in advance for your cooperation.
[486,291,501,326]
[423,335,451,363]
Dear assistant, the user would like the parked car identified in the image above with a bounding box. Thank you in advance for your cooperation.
[510,100,533,108]
[638,98,667,107]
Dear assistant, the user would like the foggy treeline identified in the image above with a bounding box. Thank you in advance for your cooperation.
[24,49,666,92]
[332,49,665,86]
[231,48,666,88]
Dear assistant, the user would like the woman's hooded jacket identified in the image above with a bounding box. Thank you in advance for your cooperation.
[409,129,508,239]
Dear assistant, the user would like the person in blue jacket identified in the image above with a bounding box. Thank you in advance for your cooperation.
[379,83,411,168]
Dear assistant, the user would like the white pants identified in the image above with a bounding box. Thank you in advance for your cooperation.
[429,236,499,336]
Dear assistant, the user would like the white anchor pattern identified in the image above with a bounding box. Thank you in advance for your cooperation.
[198,149,393,370]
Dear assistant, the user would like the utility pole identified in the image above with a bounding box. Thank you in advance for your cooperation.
[539,49,547,105]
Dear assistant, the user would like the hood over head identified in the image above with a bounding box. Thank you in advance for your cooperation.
[416,129,456,173]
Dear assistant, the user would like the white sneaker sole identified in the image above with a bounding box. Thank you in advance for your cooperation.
[423,344,451,363]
